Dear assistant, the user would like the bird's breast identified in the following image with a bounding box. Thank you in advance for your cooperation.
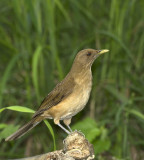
[46,70,92,120]
[60,70,92,119]
[72,73,92,112]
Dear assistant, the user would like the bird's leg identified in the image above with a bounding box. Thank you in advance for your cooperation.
[57,123,70,134]
[63,118,82,155]
[67,125,72,132]
[54,118,70,134]
[63,118,72,132]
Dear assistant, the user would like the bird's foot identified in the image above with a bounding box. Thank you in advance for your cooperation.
[74,130,85,137]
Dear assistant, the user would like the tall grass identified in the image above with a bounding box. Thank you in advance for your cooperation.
[0,0,144,159]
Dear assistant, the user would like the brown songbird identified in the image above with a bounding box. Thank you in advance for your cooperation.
[5,48,109,141]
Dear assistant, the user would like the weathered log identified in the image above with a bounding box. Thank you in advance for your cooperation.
[14,131,95,160]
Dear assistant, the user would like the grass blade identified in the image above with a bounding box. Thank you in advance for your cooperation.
[126,109,144,120]
[0,54,19,108]
[105,85,129,104]
[44,120,56,150]
[0,106,35,113]
[32,46,43,103]
[0,105,56,150]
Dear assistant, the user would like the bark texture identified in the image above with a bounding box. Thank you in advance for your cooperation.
[15,131,95,160]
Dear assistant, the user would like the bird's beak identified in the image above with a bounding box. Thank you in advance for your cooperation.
[98,49,109,55]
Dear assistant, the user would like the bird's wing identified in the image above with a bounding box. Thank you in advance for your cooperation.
[32,77,75,118]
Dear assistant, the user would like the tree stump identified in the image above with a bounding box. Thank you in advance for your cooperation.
[15,131,95,160]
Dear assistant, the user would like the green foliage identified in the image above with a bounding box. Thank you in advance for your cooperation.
[0,0,144,159]
[0,124,20,142]
[0,123,8,129]
[127,109,144,121]
[44,120,56,151]
[72,118,111,154]
[0,106,35,113]
[0,54,20,107]
[32,46,43,103]
[0,106,56,151]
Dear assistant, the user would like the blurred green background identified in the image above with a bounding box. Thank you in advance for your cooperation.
[0,0,144,159]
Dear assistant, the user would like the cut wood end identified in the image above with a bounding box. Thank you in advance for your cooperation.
[63,131,95,159]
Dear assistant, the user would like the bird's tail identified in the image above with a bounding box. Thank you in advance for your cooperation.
[5,118,41,141]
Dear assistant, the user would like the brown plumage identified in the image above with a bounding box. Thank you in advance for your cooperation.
[5,48,109,141]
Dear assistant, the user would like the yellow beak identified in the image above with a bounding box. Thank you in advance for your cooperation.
[98,49,109,54]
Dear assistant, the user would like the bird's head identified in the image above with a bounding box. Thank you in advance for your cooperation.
[74,49,109,68]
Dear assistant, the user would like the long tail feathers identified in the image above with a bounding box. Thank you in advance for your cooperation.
[5,119,41,141]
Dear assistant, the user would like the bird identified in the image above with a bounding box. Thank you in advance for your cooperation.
[5,48,109,141]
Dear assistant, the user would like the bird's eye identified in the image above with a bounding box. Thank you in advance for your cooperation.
[86,52,91,56]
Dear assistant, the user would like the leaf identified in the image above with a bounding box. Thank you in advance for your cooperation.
[0,105,56,150]
[86,128,101,142]
[45,0,63,80]
[0,54,19,107]
[72,117,98,131]
[0,125,20,142]
[0,106,35,113]
[55,0,72,24]
[0,123,7,129]
[32,46,43,103]
[44,120,56,150]
[96,30,135,63]
[105,85,129,104]
[93,138,111,154]
[127,109,144,120]
[72,117,100,142]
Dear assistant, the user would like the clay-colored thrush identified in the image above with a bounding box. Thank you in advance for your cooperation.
[5,48,109,141]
